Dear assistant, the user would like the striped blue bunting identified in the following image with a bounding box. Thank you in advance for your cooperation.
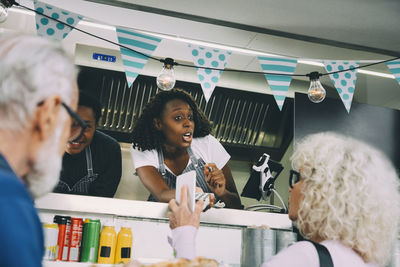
[386,60,400,85]
[257,57,297,110]
[116,27,162,87]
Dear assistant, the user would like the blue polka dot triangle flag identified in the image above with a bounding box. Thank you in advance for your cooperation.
[386,59,400,86]
[257,56,298,110]
[33,0,83,41]
[116,27,162,87]
[323,60,359,113]
[188,44,232,102]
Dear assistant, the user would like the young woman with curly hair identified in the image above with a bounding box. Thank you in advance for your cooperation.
[130,89,242,209]
[169,132,400,266]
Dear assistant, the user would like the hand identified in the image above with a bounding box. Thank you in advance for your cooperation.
[202,193,216,212]
[168,185,203,229]
[204,163,226,197]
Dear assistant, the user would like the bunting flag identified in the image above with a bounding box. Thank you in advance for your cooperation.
[33,0,83,41]
[188,44,232,102]
[386,59,400,86]
[116,28,162,87]
[323,61,359,113]
[258,57,298,110]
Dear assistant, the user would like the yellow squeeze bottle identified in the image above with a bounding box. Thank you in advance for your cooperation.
[115,227,133,264]
[97,225,116,264]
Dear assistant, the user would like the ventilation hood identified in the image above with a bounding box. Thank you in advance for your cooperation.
[75,44,293,161]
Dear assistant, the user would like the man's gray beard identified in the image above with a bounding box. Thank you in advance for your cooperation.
[26,123,64,199]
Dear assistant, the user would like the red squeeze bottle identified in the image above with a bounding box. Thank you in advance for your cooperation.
[53,215,71,261]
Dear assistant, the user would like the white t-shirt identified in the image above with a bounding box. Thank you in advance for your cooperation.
[263,240,378,267]
[130,135,230,174]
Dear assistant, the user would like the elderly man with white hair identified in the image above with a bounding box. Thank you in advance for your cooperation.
[0,33,82,266]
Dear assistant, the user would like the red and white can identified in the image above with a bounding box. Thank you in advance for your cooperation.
[67,217,84,262]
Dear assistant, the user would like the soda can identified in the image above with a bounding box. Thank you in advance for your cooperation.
[80,219,101,263]
[42,223,59,261]
[53,215,71,261]
[68,218,84,262]
[115,227,133,264]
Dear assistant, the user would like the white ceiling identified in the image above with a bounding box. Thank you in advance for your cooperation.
[1,0,400,109]
[102,0,400,55]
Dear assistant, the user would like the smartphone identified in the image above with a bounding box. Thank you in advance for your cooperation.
[175,170,196,212]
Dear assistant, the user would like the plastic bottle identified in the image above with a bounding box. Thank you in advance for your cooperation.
[114,227,133,264]
[97,224,116,264]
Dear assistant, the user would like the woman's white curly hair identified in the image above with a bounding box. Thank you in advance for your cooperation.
[291,132,399,266]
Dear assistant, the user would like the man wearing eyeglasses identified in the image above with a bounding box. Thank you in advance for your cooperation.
[53,91,122,197]
[0,34,82,266]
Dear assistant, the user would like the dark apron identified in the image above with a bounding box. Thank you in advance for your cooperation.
[55,146,99,194]
[148,147,212,201]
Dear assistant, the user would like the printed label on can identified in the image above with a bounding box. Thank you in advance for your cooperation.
[90,247,95,261]
[69,247,79,261]
[68,218,83,262]
[62,246,69,260]
[43,246,57,261]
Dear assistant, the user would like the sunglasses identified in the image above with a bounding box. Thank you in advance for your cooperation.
[289,169,301,188]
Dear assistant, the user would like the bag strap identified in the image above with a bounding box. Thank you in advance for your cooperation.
[308,240,334,267]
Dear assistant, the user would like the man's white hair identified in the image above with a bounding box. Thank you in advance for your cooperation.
[291,132,400,266]
[0,33,76,130]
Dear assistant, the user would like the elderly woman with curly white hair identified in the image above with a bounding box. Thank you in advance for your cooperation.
[168,132,400,267]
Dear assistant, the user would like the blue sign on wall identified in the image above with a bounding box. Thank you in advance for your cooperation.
[92,53,116,63]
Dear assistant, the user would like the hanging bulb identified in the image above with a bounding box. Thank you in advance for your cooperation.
[307,71,326,103]
[157,57,176,91]
[0,2,8,23]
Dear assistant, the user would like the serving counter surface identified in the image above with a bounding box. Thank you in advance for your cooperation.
[35,193,292,229]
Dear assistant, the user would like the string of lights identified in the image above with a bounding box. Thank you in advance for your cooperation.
[1,0,399,102]
[2,0,397,77]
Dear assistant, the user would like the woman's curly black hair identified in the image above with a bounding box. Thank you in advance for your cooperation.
[131,88,212,151]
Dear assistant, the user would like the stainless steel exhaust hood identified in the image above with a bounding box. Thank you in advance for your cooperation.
[77,65,293,161]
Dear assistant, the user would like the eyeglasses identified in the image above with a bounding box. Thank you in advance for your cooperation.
[289,169,301,188]
[61,102,87,143]
[37,100,87,142]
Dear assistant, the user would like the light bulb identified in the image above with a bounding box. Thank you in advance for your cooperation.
[307,72,326,103]
[156,57,176,91]
[0,3,8,23]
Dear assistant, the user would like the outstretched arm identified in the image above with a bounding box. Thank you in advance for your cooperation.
[136,166,176,202]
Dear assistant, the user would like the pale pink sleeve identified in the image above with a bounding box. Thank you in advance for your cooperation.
[171,226,197,260]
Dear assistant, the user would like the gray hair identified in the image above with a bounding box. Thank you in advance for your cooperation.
[0,33,77,131]
[291,132,400,266]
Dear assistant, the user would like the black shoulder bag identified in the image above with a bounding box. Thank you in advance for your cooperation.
[308,240,334,267]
